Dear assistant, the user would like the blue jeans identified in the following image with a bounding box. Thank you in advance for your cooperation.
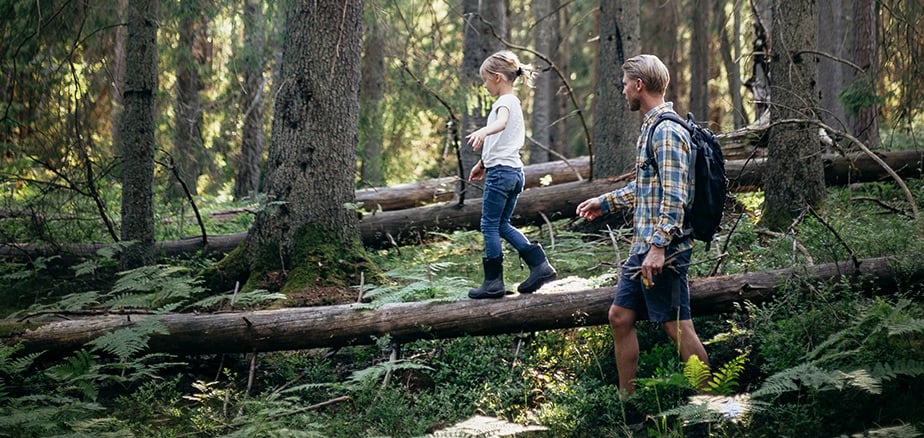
[480,166,531,259]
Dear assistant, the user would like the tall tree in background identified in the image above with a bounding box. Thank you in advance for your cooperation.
[715,0,749,129]
[688,0,709,119]
[172,1,209,197]
[528,0,560,164]
[215,0,368,294]
[745,0,771,120]
[816,0,851,132]
[459,0,506,200]
[850,0,879,148]
[760,0,824,230]
[119,0,159,269]
[359,4,386,186]
[234,0,267,200]
[591,0,639,178]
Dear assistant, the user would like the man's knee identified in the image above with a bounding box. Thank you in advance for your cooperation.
[608,305,634,333]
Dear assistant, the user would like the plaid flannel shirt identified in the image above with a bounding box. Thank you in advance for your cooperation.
[598,102,693,255]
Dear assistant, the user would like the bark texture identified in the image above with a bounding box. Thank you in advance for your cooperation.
[233,0,266,200]
[239,0,364,286]
[761,0,824,230]
[359,4,385,186]
[591,0,640,178]
[119,0,159,269]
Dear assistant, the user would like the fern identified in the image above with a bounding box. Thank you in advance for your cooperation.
[360,261,470,307]
[683,355,711,390]
[869,360,924,381]
[683,349,748,395]
[103,264,205,310]
[751,363,882,399]
[87,317,168,361]
[707,350,748,396]
[188,289,286,311]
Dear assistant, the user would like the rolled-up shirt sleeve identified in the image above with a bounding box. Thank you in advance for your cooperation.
[598,182,636,216]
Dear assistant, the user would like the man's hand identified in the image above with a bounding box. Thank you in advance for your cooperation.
[576,197,603,220]
[641,245,666,287]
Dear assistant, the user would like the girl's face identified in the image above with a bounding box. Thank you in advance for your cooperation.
[481,71,502,97]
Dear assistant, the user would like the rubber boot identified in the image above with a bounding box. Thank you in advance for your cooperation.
[517,243,557,293]
[469,257,505,299]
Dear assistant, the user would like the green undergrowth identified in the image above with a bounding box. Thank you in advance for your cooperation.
[1,180,923,436]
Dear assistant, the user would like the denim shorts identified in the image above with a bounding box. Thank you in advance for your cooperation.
[613,246,693,323]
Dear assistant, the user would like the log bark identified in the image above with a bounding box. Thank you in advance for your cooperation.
[6,256,920,357]
[2,151,921,258]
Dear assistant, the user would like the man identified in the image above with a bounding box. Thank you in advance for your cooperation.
[576,54,709,395]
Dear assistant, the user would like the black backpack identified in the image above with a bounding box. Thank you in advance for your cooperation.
[645,112,727,249]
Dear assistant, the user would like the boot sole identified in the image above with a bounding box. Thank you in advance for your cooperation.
[517,273,557,294]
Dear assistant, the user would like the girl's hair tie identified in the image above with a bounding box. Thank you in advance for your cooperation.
[516,67,523,77]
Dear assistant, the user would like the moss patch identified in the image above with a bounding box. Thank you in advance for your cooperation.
[242,225,382,303]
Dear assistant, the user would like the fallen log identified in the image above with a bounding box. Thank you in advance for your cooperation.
[354,156,590,212]
[2,151,922,258]
[5,256,920,357]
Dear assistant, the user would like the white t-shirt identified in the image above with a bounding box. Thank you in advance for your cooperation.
[482,93,525,169]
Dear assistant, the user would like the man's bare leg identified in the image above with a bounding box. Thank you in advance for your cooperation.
[609,304,639,396]
[663,319,709,365]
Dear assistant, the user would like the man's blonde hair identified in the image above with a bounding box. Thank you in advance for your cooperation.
[622,54,670,95]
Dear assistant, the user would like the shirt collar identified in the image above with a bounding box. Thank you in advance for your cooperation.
[640,101,676,131]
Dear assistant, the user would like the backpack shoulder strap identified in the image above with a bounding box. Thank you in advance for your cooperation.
[644,112,689,170]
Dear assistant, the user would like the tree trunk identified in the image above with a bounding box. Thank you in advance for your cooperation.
[359,4,386,186]
[689,0,709,120]
[816,0,851,132]
[851,0,879,149]
[745,0,771,120]
[459,0,506,201]
[591,0,639,178]
[760,0,824,231]
[4,150,922,260]
[8,256,921,357]
[529,0,558,164]
[172,8,207,198]
[233,0,366,292]
[716,0,748,129]
[119,0,159,270]
[233,0,266,201]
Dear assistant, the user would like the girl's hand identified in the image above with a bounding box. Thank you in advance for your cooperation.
[465,128,487,151]
[576,197,603,220]
[469,164,485,181]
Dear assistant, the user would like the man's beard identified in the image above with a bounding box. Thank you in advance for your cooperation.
[627,96,641,112]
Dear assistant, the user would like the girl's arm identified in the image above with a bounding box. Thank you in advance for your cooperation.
[465,106,510,151]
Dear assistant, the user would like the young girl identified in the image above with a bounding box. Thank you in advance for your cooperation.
[465,50,556,299]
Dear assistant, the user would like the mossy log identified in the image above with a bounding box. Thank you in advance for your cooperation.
[1,151,922,258]
[5,256,921,357]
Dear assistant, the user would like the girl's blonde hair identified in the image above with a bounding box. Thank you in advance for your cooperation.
[480,50,539,88]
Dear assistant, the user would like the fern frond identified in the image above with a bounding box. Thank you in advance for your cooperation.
[683,355,711,390]
[345,360,433,388]
[87,317,167,361]
[886,317,924,336]
[188,290,286,311]
[707,350,748,396]
[870,360,924,381]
